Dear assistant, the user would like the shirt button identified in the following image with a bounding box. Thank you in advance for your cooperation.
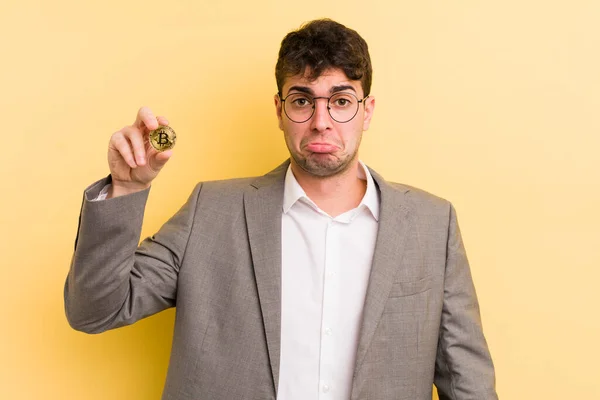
[322,384,330,393]
[324,327,332,336]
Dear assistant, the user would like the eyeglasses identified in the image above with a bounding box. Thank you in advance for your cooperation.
[279,92,368,123]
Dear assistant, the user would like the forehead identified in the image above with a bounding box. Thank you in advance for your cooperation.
[281,68,362,95]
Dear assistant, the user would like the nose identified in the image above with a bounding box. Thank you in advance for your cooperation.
[310,98,333,132]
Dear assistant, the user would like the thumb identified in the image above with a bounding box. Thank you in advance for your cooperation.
[151,149,173,170]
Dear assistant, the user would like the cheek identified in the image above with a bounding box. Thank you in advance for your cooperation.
[283,125,302,146]
[342,125,363,145]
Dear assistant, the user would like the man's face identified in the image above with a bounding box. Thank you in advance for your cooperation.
[274,68,375,178]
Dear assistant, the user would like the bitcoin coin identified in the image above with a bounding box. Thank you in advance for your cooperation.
[149,125,177,152]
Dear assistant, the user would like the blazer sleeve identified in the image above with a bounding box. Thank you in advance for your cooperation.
[64,176,202,334]
[433,203,499,399]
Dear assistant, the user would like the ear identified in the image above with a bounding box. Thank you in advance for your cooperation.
[274,94,284,131]
[362,95,376,131]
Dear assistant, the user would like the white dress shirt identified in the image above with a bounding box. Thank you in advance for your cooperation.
[278,161,379,400]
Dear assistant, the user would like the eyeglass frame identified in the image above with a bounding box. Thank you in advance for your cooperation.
[277,91,369,124]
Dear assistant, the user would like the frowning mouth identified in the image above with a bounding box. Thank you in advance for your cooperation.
[305,143,339,153]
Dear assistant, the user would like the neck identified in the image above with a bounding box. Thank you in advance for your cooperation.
[290,159,367,217]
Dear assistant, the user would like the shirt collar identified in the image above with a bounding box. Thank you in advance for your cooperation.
[282,161,380,221]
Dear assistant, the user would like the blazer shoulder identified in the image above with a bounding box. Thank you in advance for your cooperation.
[192,176,257,204]
[200,176,256,191]
[385,181,451,217]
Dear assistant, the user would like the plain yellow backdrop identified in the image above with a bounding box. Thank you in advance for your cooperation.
[1,0,599,399]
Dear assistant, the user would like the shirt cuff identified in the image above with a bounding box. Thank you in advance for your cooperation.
[90,184,111,201]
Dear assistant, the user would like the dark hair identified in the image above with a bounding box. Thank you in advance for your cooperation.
[275,19,372,96]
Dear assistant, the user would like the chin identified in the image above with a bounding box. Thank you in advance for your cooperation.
[303,157,353,177]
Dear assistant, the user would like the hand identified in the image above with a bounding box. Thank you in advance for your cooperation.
[107,106,173,197]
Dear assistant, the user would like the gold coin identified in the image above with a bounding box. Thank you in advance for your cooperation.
[149,125,177,152]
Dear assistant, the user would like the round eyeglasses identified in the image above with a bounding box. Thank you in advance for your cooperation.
[279,92,368,123]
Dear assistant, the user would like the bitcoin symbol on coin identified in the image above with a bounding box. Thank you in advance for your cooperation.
[158,133,169,145]
[149,126,176,152]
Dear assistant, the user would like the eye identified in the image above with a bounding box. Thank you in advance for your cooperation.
[289,95,313,108]
[331,94,355,108]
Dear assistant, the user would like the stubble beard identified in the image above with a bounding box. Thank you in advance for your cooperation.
[289,136,362,178]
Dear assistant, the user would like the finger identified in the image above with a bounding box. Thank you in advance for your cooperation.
[157,115,169,126]
[122,126,147,166]
[134,106,159,131]
[111,132,137,168]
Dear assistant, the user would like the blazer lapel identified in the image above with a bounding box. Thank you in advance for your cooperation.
[353,168,414,377]
[244,160,290,395]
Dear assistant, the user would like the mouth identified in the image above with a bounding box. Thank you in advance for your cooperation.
[305,142,339,153]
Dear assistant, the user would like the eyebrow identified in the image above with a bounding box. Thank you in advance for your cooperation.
[330,85,357,94]
[287,86,314,95]
[286,84,358,96]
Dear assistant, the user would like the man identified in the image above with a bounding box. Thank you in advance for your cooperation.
[65,19,498,400]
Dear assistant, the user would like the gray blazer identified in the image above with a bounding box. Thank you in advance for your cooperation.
[65,160,498,400]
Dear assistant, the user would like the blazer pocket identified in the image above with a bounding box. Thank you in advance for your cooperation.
[388,276,432,297]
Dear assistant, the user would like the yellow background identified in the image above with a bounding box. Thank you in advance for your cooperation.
[1,0,599,399]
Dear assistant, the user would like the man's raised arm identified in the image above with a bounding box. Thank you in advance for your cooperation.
[64,107,196,333]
